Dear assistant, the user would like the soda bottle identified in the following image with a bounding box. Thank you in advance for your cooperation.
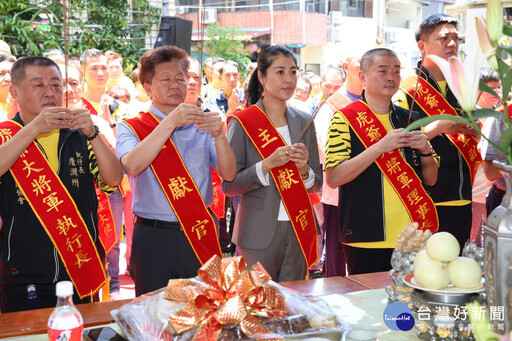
[48,281,84,341]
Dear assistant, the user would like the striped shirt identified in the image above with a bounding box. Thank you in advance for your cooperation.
[324,110,411,248]
[324,112,352,171]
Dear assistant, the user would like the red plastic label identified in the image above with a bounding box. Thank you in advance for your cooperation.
[48,326,83,341]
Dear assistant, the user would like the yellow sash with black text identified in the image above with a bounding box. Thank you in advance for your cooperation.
[231,105,319,268]
[124,112,222,265]
[0,121,106,298]
[401,76,481,183]
[341,100,439,233]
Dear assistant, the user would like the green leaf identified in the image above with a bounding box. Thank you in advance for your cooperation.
[0,0,159,65]
[479,82,500,99]
[500,128,512,151]
[404,114,470,132]
[501,63,512,100]
[471,108,509,121]
[503,25,512,37]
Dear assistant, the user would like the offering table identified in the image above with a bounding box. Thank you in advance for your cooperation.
[0,272,393,339]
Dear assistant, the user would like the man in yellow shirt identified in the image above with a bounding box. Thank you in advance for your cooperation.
[325,48,438,275]
[105,51,136,100]
[81,49,125,300]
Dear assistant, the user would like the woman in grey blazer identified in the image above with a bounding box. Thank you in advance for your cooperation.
[222,46,322,282]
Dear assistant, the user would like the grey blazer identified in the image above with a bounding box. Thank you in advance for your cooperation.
[222,99,322,250]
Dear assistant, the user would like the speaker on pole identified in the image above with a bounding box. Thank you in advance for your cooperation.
[154,16,193,55]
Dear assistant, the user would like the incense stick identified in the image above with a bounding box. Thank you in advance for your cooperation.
[63,0,69,108]
[295,103,321,144]
[407,55,425,126]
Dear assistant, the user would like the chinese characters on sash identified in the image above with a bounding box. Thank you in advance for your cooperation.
[124,112,222,265]
[341,101,439,233]
[401,76,481,183]
[95,184,117,254]
[0,121,106,298]
[231,105,319,268]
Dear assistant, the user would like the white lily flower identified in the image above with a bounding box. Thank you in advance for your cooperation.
[428,50,488,114]
[476,17,499,71]
[487,0,503,43]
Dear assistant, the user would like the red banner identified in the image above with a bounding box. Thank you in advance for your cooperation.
[210,167,226,219]
[402,76,481,183]
[0,121,106,298]
[340,100,439,233]
[232,105,318,268]
[124,112,222,265]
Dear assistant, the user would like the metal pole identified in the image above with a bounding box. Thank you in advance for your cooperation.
[302,0,305,46]
[162,0,168,16]
[270,0,274,45]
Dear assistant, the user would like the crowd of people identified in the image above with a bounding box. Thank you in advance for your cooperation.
[0,12,505,313]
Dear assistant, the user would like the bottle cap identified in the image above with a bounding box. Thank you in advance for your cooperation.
[55,281,74,297]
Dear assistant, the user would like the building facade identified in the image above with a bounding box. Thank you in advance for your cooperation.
[149,0,454,75]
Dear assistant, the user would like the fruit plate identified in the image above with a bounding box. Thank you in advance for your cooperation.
[402,273,485,294]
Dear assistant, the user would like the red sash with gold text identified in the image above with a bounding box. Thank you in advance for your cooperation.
[402,76,481,183]
[82,98,98,116]
[341,101,439,232]
[231,105,319,268]
[0,121,106,298]
[95,184,117,254]
[124,112,222,265]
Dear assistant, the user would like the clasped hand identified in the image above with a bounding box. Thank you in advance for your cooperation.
[380,129,431,154]
[166,104,224,137]
[31,107,95,137]
[267,143,309,174]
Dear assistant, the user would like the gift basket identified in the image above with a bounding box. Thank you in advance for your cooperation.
[112,255,348,340]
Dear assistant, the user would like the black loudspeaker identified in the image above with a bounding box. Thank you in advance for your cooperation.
[154,16,193,54]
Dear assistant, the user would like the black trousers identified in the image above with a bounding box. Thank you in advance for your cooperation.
[0,281,95,313]
[436,204,472,250]
[323,203,346,277]
[343,245,393,275]
[130,219,201,297]
[486,187,504,217]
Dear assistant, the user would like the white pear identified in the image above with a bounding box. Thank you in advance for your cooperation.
[414,258,449,290]
[426,232,460,262]
[448,257,482,289]
[413,249,431,268]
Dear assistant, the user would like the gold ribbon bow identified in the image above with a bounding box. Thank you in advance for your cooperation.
[165,255,287,341]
